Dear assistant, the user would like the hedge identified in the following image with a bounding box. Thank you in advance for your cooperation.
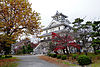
[57,54,61,59]
[72,54,78,59]
[61,55,67,60]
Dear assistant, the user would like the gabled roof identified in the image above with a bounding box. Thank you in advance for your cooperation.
[41,28,73,37]
[43,19,71,30]
[52,11,68,18]
[43,11,71,30]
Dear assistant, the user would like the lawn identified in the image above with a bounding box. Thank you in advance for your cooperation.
[63,62,78,66]
[0,57,18,67]
[91,60,100,67]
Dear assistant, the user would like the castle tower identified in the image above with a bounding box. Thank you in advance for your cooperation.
[34,11,72,54]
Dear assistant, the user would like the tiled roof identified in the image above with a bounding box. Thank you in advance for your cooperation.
[41,29,71,37]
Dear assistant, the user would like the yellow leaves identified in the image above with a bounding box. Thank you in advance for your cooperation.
[10,0,12,2]
[6,44,10,47]
[37,36,44,39]
[0,0,42,44]
[0,22,4,28]
[22,12,26,15]
[0,34,15,45]
[8,40,15,44]
[25,37,30,40]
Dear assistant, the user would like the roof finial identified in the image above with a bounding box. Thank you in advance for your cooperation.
[56,10,59,15]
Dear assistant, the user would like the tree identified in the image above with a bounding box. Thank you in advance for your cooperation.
[72,18,84,46]
[13,37,37,54]
[27,44,33,53]
[48,42,56,53]
[0,34,16,54]
[0,0,41,54]
[22,46,26,54]
[51,32,80,55]
[72,18,92,54]
[77,55,92,67]
[91,21,100,54]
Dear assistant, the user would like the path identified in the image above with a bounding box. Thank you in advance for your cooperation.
[14,55,60,67]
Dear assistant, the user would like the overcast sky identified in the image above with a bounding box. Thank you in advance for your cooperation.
[29,0,100,27]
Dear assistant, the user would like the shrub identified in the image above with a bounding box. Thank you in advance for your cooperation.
[47,53,51,56]
[53,54,57,58]
[51,54,57,58]
[61,55,67,60]
[0,55,2,59]
[72,54,78,59]
[50,54,53,57]
[5,55,12,58]
[96,50,100,54]
[57,55,61,59]
[77,55,92,66]
[0,55,2,58]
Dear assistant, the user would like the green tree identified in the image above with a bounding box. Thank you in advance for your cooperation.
[27,44,33,54]
[91,21,100,54]
[72,18,84,46]
[0,0,41,54]
[72,18,92,53]
[22,46,26,54]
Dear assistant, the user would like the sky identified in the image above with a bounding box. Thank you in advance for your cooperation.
[25,0,100,42]
[29,0,100,27]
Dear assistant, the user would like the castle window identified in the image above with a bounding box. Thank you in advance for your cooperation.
[48,29,51,33]
[60,26,64,30]
[58,16,61,20]
[46,30,48,33]
[61,17,65,21]
[42,31,46,34]
[44,38,45,40]
[59,27,60,30]
[55,27,58,31]
[48,37,50,39]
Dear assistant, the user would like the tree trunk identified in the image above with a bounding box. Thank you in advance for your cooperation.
[4,45,11,55]
[62,49,66,54]
[93,46,97,55]
[65,46,69,55]
[54,51,58,54]
[81,65,85,67]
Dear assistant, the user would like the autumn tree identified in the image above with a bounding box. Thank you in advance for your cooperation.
[0,0,41,54]
[51,32,80,55]
[0,34,16,54]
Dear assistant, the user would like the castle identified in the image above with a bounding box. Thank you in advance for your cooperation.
[33,11,74,54]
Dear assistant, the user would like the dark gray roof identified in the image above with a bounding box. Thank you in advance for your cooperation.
[52,11,68,18]
[41,28,72,37]
[43,20,71,30]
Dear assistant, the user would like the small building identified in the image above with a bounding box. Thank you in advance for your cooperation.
[12,38,36,54]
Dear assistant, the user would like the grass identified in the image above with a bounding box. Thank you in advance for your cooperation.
[0,57,19,67]
[51,53,100,67]
[56,58,78,66]
[91,60,100,67]
[63,62,78,66]
[63,61,100,67]
[1,62,18,67]
[91,63,100,67]
[63,60,100,67]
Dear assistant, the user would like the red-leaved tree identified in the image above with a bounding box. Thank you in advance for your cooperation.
[51,32,80,55]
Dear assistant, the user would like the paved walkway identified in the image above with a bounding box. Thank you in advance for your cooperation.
[14,55,60,67]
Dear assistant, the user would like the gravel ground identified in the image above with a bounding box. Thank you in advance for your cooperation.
[14,55,60,67]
